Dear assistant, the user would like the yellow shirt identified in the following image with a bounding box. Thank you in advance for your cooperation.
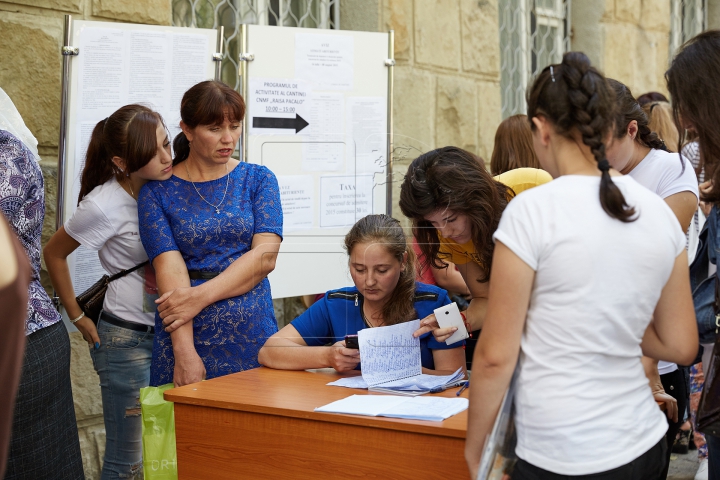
[437,167,553,266]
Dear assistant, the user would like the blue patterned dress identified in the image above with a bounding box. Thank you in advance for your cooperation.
[138,162,282,386]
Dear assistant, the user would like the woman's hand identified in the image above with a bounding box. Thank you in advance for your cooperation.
[156,287,204,332]
[75,315,100,347]
[173,349,206,387]
[325,341,360,372]
[413,313,459,342]
[654,389,678,423]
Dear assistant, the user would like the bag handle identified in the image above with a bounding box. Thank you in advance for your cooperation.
[107,260,149,283]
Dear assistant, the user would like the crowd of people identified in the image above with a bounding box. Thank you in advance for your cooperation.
[2,28,720,480]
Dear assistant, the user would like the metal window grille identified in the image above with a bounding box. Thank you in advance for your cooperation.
[498,0,571,118]
[670,0,706,56]
[172,0,340,89]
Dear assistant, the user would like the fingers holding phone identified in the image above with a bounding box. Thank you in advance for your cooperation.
[327,340,360,372]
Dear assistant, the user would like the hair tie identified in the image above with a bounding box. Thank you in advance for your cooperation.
[597,159,610,172]
[550,66,556,83]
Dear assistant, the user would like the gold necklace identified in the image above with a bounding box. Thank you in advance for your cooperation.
[185,161,230,214]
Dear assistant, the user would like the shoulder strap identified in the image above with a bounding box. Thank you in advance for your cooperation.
[107,261,149,283]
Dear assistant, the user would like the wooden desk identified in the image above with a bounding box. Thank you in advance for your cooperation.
[165,367,470,479]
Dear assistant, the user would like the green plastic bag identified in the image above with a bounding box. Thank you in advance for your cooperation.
[140,384,178,480]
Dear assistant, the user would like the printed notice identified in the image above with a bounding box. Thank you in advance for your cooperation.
[320,175,374,228]
[346,97,387,174]
[278,175,314,231]
[302,93,345,171]
[78,28,127,115]
[249,78,311,134]
[70,246,108,294]
[295,33,354,91]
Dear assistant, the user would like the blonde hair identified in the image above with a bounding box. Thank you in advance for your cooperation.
[643,102,679,153]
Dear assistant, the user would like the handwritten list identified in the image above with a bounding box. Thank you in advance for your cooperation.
[358,320,421,387]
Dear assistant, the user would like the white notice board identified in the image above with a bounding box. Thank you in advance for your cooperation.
[61,20,218,299]
[243,25,390,299]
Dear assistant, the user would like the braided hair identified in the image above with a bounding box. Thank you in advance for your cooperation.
[527,52,636,222]
[608,79,669,152]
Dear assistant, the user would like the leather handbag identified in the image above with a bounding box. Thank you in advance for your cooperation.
[75,261,148,323]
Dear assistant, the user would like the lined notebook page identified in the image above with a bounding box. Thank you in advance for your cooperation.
[358,320,421,387]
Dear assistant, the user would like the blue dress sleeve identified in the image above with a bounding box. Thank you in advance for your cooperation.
[138,183,179,263]
[426,291,466,350]
[252,166,283,238]
[291,296,334,347]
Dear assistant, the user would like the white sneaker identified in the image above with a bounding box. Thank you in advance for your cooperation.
[695,458,709,480]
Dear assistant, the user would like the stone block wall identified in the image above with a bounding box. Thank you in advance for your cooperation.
[0,0,170,478]
[572,0,671,97]
[343,0,502,224]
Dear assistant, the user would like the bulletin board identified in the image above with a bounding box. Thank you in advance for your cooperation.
[57,18,220,303]
[241,25,393,299]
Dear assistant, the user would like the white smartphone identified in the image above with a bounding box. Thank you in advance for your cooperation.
[433,302,469,345]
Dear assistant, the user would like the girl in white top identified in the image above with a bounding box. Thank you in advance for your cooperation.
[605,79,699,480]
[464,53,698,479]
[44,105,173,480]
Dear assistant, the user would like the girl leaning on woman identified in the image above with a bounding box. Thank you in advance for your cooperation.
[45,104,173,479]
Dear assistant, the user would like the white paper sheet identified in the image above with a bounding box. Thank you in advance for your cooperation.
[128,31,170,110]
[248,78,311,135]
[301,93,345,171]
[278,175,314,231]
[315,394,468,422]
[295,33,354,91]
[346,97,387,174]
[327,369,464,392]
[78,28,127,117]
[70,246,108,294]
[358,320,422,387]
[319,175,374,228]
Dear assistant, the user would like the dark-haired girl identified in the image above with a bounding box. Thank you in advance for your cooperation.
[44,104,172,479]
[667,29,720,480]
[258,214,465,375]
[606,78,699,480]
[400,147,551,363]
[464,52,697,479]
[138,80,282,387]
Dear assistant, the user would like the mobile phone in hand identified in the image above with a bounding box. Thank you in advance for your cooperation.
[434,302,469,345]
[344,334,359,349]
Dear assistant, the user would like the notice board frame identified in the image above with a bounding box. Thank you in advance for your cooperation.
[238,24,395,299]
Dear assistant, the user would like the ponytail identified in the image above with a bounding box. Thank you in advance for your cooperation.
[173,132,190,164]
[609,79,669,153]
[527,52,636,222]
[78,119,114,203]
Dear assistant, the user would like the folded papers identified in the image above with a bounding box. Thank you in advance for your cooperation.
[314,394,468,422]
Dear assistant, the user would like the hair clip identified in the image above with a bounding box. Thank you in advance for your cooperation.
[550,66,556,83]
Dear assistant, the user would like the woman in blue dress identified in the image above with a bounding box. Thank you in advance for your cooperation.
[259,214,466,375]
[138,81,283,387]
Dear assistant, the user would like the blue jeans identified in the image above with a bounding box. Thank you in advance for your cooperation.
[708,434,720,480]
[90,315,153,480]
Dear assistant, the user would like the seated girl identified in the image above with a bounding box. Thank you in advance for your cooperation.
[258,214,466,376]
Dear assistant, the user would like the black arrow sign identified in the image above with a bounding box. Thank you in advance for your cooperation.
[252,114,309,133]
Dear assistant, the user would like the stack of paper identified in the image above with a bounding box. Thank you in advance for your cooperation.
[314,394,468,422]
[327,319,466,395]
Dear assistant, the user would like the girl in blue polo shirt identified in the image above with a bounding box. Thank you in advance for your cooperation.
[258,214,465,374]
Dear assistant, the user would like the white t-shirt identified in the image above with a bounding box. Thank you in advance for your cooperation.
[493,175,686,475]
[628,148,699,375]
[65,178,156,326]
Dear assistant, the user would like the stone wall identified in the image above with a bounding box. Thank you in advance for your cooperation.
[342,0,502,224]
[572,0,671,97]
[0,0,171,478]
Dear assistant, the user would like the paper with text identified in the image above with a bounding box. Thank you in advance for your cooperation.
[358,320,421,387]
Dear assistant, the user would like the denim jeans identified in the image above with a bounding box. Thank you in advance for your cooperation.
[90,314,153,480]
[708,434,720,480]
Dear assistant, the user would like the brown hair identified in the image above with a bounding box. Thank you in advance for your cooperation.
[527,52,636,222]
[490,114,541,175]
[78,104,165,203]
[173,80,246,164]
[608,79,669,152]
[637,91,669,106]
[643,102,679,153]
[344,214,417,326]
[399,146,513,283]
[667,30,720,203]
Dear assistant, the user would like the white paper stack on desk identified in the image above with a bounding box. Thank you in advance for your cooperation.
[314,394,468,422]
[327,320,467,396]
